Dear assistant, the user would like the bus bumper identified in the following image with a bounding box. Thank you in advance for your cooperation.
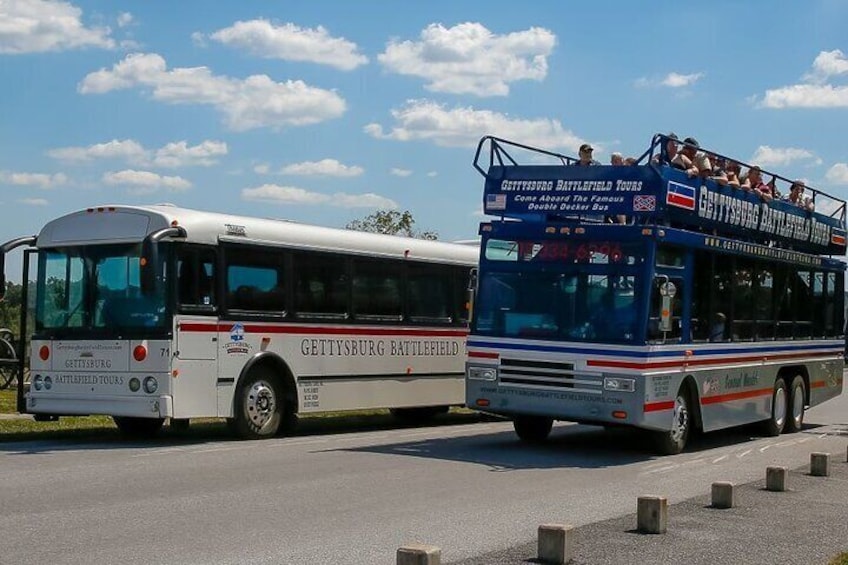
[26,393,174,419]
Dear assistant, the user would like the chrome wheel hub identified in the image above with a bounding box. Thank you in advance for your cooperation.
[245,381,276,429]
[669,395,688,443]
[773,387,787,427]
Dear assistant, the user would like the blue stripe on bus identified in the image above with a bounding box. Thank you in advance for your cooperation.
[467,339,842,358]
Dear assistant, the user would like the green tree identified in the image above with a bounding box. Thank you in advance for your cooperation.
[0,281,23,335]
[345,210,438,240]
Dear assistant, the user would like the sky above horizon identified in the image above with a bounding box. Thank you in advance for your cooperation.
[2,0,848,279]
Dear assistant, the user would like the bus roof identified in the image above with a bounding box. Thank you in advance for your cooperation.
[36,204,478,266]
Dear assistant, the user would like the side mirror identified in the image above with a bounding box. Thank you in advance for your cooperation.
[140,227,185,296]
[0,235,38,300]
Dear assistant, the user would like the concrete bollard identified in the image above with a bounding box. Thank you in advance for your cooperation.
[711,482,734,509]
[637,496,668,534]
[537,523,574,565]
[397,543,441,565]
[766,466,787,492]
[810,452,830,477]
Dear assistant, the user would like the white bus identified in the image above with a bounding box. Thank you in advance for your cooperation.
[1,204,477,439]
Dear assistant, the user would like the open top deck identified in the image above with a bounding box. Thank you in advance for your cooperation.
[474,135,847,256]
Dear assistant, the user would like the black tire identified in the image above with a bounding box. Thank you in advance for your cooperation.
[113,416,165,438]
[785,376,806,434]
[652,389,692,455]
[760,377,788,436]
[513,416,553,443]
[232,369,284,440]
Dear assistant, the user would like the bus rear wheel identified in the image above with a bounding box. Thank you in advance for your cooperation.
[232,370,283,440]
[113,416,165,439]
[785,376,806,434]
[652,390,691,455]
[761,377,788,436]
[513,416,553,443]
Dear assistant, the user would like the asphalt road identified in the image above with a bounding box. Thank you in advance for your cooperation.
[1,391,846,565]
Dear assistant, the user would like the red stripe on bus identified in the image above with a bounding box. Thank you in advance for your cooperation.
[588,349,840,370]
[468,351,499,359]
[700,387,773,405]
[179,323,467,337]
[644,400,675,412]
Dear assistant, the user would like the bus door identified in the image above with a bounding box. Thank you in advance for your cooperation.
[649,272,686,342]
[173,247,219,417]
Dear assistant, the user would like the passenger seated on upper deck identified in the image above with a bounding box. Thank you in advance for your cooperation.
[724,160,742,188]
[610,152,624,166]
[671,137,712,178]
[574,143,601,166]
[709,154,729,186]
[741,165,773,202]
[652,132,679,166]
[783,180,815,211]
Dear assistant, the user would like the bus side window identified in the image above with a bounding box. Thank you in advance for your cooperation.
[177,249,217,309]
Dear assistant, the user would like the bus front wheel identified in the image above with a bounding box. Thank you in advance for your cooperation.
[785,376,806,434]
[113,416,165,438]
[513,416,553,443]
[232,370,283,440]
[761,377,788,437]
[652,390,691,455]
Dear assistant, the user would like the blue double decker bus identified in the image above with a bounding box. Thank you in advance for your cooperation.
[466,135,846,454]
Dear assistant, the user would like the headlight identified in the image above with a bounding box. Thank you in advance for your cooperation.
[143,377,158,394]
[129,377,141,392]
[468,366,497,381]
[604,376,636,393]
[33,374,43,391]
[43,376,52,390]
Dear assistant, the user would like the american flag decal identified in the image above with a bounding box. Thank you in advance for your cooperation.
[486,193,506,211]
[666,181,697,211]
[633,194,656,212]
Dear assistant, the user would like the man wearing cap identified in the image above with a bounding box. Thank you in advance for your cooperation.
[575,143,600,166]
[652,132,679,166]
[671,136,711,178]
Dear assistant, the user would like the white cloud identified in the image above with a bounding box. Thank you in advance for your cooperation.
[0,171,67,188]
[390,168,412,177]
[242,184,397,209]
[635,72,704,88]
[759,50,848,108]
[364,99,588,151]
[280,159,364,177]
[803,49,848,83]
[253,163,270,175]
[79,52,347,130]
[19,197,49,206]
[48,139,146,162]
[661,72,703,87]
[206,20,367,70]
[825,163,848,185]
[152,140,227,168]
[750,146,820,167]
[48,138,227,168]
[102,169,191,194]
[378,22,555,96]
[116,12,133,28]
[0,0,115,54]
[427,171,438,177]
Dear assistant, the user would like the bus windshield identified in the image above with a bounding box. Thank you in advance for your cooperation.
[36,243,169,334]
[473,269,640,343]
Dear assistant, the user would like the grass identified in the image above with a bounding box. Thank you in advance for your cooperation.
[830,553,848,565]
[0,388,484,443]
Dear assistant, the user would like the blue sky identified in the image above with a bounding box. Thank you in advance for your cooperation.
[2,0,848,275]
